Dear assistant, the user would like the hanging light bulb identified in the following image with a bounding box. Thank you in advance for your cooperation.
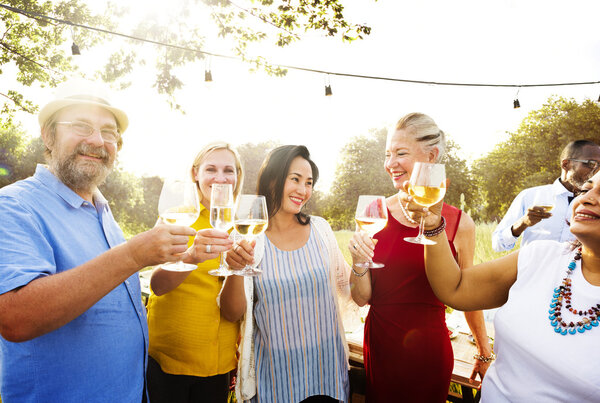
[71,42,81,55]
[70,26,80,55]
[324,74,332,96]
[513,88,520,109]
[204,56,213,82]
[597,94,600,103]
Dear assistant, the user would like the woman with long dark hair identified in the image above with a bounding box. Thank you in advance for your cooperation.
[221,145,351,403]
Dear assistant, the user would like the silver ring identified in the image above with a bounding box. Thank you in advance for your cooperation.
[205,244,212,253]
[353,244,358,250]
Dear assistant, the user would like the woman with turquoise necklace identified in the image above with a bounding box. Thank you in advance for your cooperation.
[403,169,600,401]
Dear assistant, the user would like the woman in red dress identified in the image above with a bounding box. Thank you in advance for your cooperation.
[348,113,494,402]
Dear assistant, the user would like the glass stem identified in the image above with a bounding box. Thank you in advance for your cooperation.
[417,215,426,239]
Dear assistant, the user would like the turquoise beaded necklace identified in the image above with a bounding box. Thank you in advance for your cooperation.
[549,247,600,335]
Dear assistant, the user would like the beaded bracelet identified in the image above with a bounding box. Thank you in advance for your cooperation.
[473,351,496,363]
[423,216,446,237]
[351,265,369,277]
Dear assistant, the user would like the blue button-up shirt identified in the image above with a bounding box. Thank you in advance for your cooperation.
[491,179,575,252]
[0,165,148,403]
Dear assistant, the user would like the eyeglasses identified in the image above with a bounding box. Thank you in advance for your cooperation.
[569,159,600,171]
[55,121,120,144]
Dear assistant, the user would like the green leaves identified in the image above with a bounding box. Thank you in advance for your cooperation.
[1,0,372,123]
[472,96,600,221]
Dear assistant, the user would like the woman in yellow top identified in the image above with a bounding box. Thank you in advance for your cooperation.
[146,141,244,402]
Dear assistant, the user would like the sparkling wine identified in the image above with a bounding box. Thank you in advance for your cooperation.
[210,206,233,231]
[408,184,446,207]
[538,205,554,212]
[355,217,387,238]
[234,219,268,237]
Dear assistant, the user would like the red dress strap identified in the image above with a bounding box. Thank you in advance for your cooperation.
[441,203,462,258]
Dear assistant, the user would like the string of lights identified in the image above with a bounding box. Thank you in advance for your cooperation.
[1,2,600,104]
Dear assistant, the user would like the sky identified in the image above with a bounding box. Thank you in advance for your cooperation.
[7,0,600,193]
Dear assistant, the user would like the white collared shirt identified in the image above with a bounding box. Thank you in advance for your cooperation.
[491,179,575,252]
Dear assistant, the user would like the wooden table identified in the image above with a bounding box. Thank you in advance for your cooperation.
[346,326,493,403]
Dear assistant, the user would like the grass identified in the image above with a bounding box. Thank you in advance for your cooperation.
[474,221,519,264]
[334,230,354,265]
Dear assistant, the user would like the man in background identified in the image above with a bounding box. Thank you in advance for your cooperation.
[492,139,600,252]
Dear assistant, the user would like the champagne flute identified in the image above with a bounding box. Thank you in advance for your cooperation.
[354,195,388,269]
[233,195,268,276]
[158,179,200,272]
[208,184,235,276]
[404,162,446,245]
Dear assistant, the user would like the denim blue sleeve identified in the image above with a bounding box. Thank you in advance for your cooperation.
[0,195,53,295]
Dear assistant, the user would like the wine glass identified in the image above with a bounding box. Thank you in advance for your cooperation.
[157,179,200,272]
[404,162,446,245]
[354,195,388,269]
[530,192,555,235]
[233,195,268,276]
[208,184,235,276]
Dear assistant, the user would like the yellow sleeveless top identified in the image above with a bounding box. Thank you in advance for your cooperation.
[147,204,239,376]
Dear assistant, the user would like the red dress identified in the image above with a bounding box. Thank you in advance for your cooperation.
[363,203,461,403]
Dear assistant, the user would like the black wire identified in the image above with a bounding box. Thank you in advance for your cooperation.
[1,2,599,89]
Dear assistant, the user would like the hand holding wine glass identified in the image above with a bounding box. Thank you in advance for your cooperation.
[208,184,235,276]
[353,195,388,269]
[232,195,268,276]
[404,162,446,245]
[526,192,555,234]
[157,179,201,271]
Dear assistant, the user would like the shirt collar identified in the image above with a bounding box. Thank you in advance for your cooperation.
[34,164,107,209]
[553,178,573,196]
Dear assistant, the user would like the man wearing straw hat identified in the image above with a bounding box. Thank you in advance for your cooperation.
[0,82,206,402]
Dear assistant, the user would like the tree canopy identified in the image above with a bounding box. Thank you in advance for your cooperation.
[1,0,371,123]
[472,96,600,221]
[4,96,600,231]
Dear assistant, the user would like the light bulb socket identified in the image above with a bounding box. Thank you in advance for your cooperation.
[71,42,81,55]
[325,84,332,96]
[204,70,213,82]
[513,99,520,109]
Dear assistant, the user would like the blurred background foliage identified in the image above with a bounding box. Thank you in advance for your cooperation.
[2,96,600,235]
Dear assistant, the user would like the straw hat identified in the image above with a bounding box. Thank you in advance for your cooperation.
[38,79,129,133]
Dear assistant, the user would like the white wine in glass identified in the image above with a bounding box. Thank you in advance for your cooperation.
[233,195,268,277]
[404,162,446,245]
[530,192,555,235]
[532,192,555,213]
[158,179,200,272]
[208,184,235,276]
[354,195,388,269]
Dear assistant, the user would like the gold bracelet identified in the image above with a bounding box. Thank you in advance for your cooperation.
[473,351,496,363]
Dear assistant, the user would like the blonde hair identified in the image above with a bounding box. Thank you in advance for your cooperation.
[393,112,446,162]
[190,141,244,200]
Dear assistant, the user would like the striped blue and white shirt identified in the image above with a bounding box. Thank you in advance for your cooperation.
[251,223,349,403]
